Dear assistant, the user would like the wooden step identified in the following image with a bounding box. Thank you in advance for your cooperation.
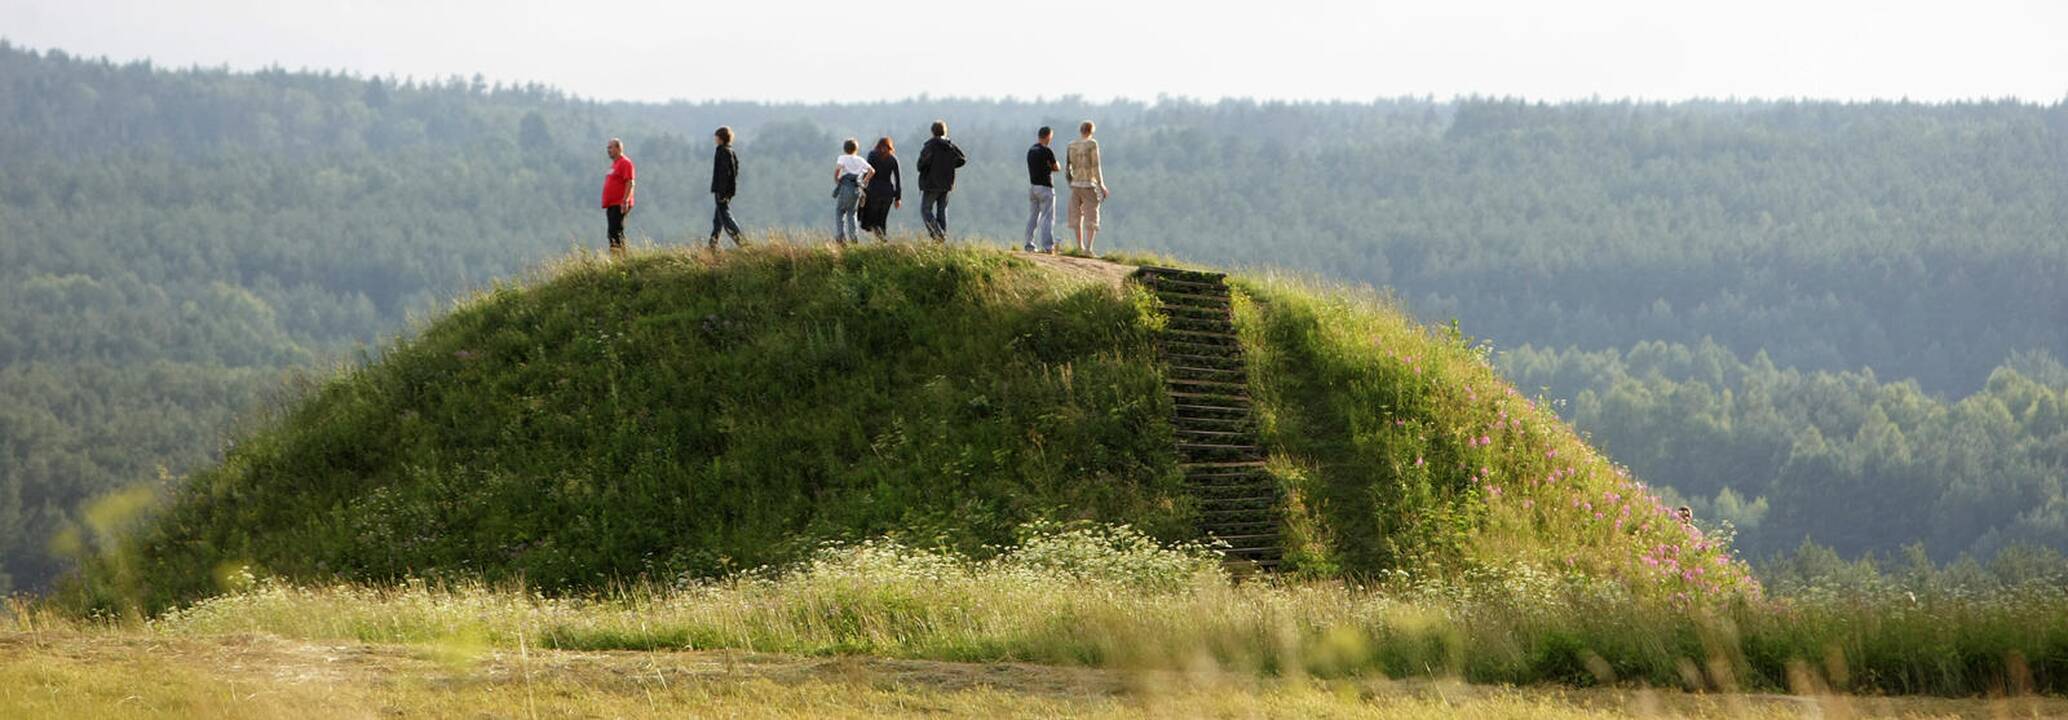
[1169,364,1245,379]
[1199,506,1277,517]
[1166,317,1234,333]
[1206,521,1280,534]
[1156,291,1233,307]
[1185,467,1268,479]
[1197,499,1277,511]
[1163,335,1242,350]
[1162,349,1245,366]
[1145,277,1227,294]
[1173,413,1252,428]
[1188,470,1267,481]
[1161,303,1228,319]
[1167,390,1249,403]
[1138,266,1227,282]
[1207,529,1282,542]
[1174,414,1250,426]
[1178,442,1262,452]
[1182,449,1266,462]
[1165,328,1240,342]
[1175,428,1251,440]
[1183,479,1269,491]
[1191,461,1265,471]
[1188,481,1273,493]
[1173,405,1251,418]
[1167,379,1248,393]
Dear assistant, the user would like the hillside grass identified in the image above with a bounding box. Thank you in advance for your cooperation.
[1230,273,1754,598]
[82,241,1190,612]
[73,238,1746,616]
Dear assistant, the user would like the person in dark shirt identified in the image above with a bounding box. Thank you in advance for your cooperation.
[914,120,967,243]
[709,126,745,249]
[859,136,901,241]
[1023,126,1060,253]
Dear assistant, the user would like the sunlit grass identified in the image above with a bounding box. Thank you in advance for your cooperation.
[11,525,2048,698]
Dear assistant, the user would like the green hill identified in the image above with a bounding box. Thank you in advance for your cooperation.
[77,243,1750,611]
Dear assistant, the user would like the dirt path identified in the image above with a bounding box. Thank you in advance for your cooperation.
[1016,251,1139,288]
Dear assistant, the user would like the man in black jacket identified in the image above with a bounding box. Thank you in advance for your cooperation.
[914,120,966,242]
[709,126,745,249]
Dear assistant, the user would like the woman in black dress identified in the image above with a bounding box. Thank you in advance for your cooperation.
[859,136,901,241]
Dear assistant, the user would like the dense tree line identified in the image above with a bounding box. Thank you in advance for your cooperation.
[1502,344,2068,561]
[1,42,2064,591]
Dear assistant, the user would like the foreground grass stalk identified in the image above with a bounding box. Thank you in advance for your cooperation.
[120,527,2068,698]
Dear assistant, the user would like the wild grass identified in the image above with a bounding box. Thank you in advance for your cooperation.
[22,525,2053,698]
[10,629,1945,720]
[1232,274,1756,598]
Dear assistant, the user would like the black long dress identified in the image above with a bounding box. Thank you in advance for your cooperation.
[859,149,901,235]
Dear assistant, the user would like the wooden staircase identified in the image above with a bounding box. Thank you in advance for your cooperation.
[1135,266,1282,571]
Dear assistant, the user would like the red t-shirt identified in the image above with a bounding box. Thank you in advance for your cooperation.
[601,155,635,208]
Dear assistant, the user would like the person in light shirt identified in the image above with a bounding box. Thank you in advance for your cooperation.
[832,138,876,245]
[1065,121,1111,254]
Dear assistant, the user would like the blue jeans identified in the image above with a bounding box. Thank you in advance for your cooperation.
[920,190,950,241]
[834,177,862,243]
[711,195,741,243]
[1024,186,1056,251]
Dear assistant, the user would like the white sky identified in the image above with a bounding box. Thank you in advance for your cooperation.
[4,0,2066,104]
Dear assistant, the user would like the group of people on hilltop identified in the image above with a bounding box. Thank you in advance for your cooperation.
[597,119,1111,255]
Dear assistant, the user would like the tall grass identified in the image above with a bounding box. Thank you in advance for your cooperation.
[1233,274,1756,598]
[115,524,2067,697]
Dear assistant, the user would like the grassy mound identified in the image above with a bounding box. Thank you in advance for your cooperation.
[76,242,1750,612]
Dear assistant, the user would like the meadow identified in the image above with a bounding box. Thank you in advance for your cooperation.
[14,525,2068,712]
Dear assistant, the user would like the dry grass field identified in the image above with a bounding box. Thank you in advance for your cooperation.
[6,630,2062,719]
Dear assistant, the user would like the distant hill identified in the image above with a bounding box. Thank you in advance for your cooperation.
[73,244,1747,612]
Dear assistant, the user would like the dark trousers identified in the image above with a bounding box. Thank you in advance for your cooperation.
[605,205,627,250]
[920,190,950,241]
[710,196,742,245]
[858,195,894,237]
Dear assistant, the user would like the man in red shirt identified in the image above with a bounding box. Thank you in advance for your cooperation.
[601,138,637,255]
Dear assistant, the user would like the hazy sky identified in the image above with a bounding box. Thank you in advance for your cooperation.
[5,0,2066,104]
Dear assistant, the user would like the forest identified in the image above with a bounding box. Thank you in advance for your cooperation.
[2,41,2064,592]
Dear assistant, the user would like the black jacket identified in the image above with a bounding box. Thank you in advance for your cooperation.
[915,137,966,193]
[866,149,901,202]
[711,145,739,198]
